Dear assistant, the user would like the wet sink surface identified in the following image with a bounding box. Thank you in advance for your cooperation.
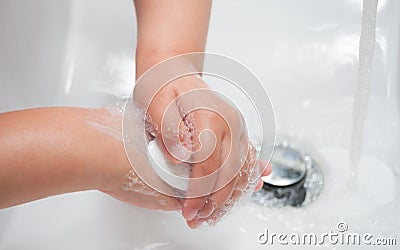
[0,0,399,249]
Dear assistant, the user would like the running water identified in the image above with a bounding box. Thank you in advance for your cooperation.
[349,0,379,177]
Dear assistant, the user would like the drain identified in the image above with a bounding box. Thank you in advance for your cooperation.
[252,142,324,207]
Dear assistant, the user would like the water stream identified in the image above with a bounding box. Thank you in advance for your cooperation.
[349,0,379,176]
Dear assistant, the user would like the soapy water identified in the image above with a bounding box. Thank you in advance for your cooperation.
[349,0,379,177]
[252,152,324,208]
[123,53,275,199]
[129,86,254,199]
[249,148,399,241]
[87,53,276,227]
[84,10,391,229]
[88,101,166,198]
[123,170,160,197]
[88,99,266,226]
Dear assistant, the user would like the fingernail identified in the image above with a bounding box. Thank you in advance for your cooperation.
[259,161,271,176]
[193,219,203,228]
[255,180,263,191]
[188,218,203,229]
[187,210,199,221]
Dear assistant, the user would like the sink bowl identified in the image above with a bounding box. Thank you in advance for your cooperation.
[1,0,399,249]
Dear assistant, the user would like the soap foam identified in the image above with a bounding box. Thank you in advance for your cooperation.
[87,100,265,227]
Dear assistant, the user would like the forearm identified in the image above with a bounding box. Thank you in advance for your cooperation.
[134,0,211,78]
[0,107,129,208]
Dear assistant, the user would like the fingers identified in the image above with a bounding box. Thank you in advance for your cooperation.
[212,133,243,191]
[183,120,240,221]
[228,137,251,192]
[181,108,226,220]
[188,203,231,229]
[233,168,250,192]
[231,189,243,202]
[262,162,272,176]
[182,131,222,220]
[206,207,230,226]
[188,143,272,228]
[255,180,264,191]
[196,196,217,219]
[253,161,272,191]
[196,171,238,220]
[186,135,241,227]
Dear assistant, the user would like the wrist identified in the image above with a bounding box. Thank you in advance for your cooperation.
[135,47,205,80]
[84,108,132,192]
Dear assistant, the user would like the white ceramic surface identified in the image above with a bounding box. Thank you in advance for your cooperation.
[1,0,399,249]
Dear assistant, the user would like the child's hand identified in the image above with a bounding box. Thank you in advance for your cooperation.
[134,75,270,228]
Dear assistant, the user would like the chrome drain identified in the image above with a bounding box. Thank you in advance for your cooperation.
[252,142,324,207]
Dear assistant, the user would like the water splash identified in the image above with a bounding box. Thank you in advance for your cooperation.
[349,0,379,176]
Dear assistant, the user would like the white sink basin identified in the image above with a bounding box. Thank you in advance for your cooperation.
[1,0,399,249]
